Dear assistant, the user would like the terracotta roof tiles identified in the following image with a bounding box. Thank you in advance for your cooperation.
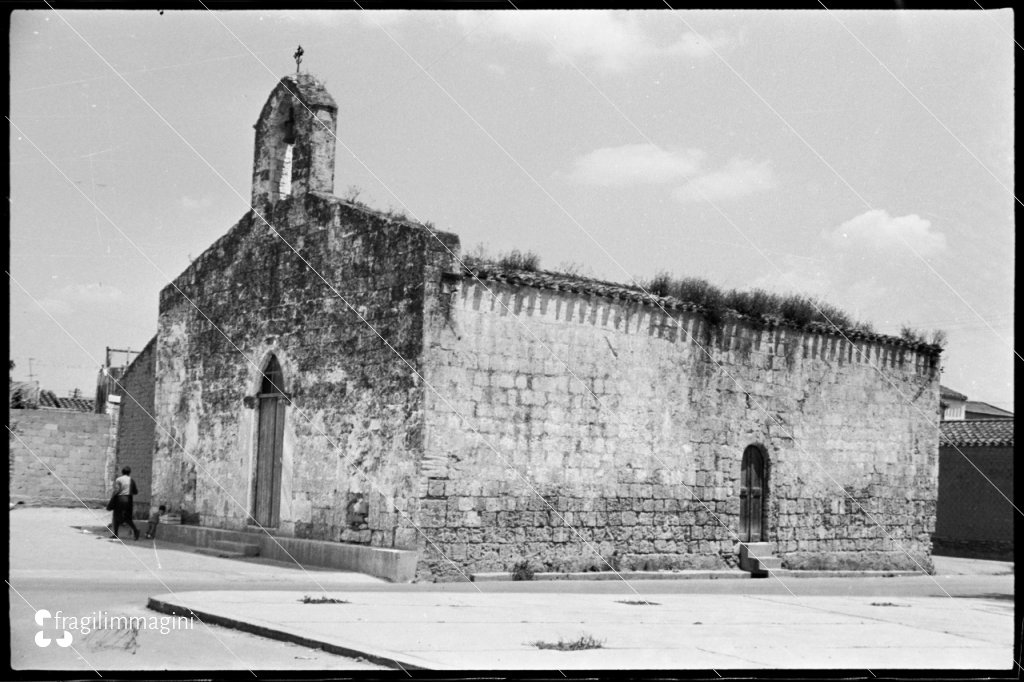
[940,419,1014,448]
[37,389,94,413]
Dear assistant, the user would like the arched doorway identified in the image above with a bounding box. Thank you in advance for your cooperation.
[253,356,285,527]
[739,445,765,542]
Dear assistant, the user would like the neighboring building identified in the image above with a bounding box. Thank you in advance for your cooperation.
[96,347,140,413]
[939,384,967,421]
[9,387,113,506]
[114,336,158,511]
[38,389,94,413]
[965,401,1013,421]
[940,384,1013,422]
[933,419,1014,560]
[148,73,943,580]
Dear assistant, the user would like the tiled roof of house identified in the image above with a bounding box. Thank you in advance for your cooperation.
[940,384,968,401]
[965,401,1014,419]
[38,389,94,412]
[940,419,1014,448]
[461,264,944,354]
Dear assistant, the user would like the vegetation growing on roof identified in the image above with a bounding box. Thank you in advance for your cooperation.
[460,250,944,350]
[640,271,886,336]
[497,249,541,271]
[342,185,363,204]
[900,325,948,349]
[463,244,542,272]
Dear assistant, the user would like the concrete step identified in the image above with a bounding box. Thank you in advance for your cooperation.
[739,542,780,573]
[212,540,260,556]
[195,547,251,560]
[739,542,776,557]
[755,556,784,570]
[153,523,419,582]
[471,569,752,582]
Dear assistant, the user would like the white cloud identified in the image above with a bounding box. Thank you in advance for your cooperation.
[667,29,735,59]
[748,263,889,318]
[826,209,947,256]
[181,195,214,211]
[277,10,413,27]
[564,143,704,187]
[455,10,733,72]
[350,9,416,27]
[748,267,833,300]
[37,297,71,317]
[39,283,124,316]
[672,158,775,203]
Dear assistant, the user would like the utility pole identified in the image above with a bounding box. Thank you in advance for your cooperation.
[27,357,35,383]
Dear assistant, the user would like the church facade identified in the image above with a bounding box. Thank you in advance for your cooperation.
[150,73,942,580]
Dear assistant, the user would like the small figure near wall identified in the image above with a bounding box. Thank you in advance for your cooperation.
[146,504,167,539]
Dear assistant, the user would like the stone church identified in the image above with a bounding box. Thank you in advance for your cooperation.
[145,72,942,580]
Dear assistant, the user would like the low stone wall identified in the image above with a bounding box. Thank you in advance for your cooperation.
[8,409,114,506]
[154,523,418,582]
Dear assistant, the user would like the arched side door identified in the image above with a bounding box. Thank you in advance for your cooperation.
[253,356,285,527]
[739,445,765,542]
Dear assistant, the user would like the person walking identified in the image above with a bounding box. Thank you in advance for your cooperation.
[109,466,140,540]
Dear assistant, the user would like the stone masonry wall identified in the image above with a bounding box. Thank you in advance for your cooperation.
[413,277,940,579]
[9,409,113,506]
[115,336,157,510]
[152,191,458,546]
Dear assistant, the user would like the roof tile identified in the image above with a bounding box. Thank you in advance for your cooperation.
[37,389,94,413]
[940,419,1014,447]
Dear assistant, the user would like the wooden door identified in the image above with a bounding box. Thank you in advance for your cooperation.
[253,357,285,527]
[739,445,764,542]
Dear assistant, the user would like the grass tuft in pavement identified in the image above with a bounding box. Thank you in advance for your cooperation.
[300,595,350,604]
[510,559,535,581]
[530,634,604,651]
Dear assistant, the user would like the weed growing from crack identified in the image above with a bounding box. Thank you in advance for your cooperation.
[511,559,535,581]
[300,595,350,604]
[530,634,604,651]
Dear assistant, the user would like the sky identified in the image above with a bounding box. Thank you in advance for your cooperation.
[8,9,1015,411]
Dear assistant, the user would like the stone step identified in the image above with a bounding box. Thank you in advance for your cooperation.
[195,547,251,560]
[212,540,260,556]
[739,542,776,558]
[154,523,419,582]
[738,542,780,573]
[755,556,784,570]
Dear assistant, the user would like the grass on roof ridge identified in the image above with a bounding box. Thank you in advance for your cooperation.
[459,250,944,348]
